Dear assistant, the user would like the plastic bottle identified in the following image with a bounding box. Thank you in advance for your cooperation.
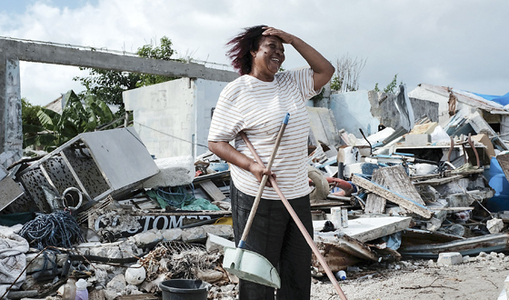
[75,278,88,300]
[335,270,347,281]
[62,278,76,300]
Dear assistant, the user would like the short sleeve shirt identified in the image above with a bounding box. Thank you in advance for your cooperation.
[208,68,319,200]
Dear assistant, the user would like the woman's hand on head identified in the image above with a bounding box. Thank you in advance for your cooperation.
[248,161,276,187]
[262,27,294,45]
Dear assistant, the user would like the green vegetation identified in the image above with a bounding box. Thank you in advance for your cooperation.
[22,36,181,151]
[21,98,43,149]
[73,36,179,109]
[374,74,402,94]
[23,91,117,152]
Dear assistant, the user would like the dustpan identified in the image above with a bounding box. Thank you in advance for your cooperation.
[222,113,289,289]
[223,246,280,288]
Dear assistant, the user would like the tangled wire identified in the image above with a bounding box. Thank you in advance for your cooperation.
[18,210,84,250]
[139,241,221,281]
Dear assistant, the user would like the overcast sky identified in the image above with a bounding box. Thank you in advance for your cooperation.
[1,0,508,106]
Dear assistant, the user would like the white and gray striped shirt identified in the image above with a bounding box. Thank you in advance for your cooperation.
[208,68,319,200]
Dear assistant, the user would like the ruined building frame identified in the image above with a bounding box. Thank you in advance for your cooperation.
[0,37,237,167]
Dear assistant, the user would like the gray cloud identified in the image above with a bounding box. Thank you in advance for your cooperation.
[1,0,507,105]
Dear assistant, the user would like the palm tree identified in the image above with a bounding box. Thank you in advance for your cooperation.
[36,90,117,151]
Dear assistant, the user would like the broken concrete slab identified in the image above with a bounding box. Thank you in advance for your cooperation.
[315,216,412,243]
[25,252,67,274]
[142,156,194,189]
[181,224,233,243]
[0,176,23,212]
[307,107,342,154]
[446,189,495,207]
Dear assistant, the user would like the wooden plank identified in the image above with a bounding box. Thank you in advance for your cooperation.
[383,165,425,205]
[365,165,425,214]
[199,180,226,201]
[352,175,433,219]
[364,168,386,214]
[412,175,463,186]
[432,207,474,211]
[497,152,509,183]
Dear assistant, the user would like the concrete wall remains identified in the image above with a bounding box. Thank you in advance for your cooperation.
[320,89,439,139]
[123,78,228,159]
[0,58,22,167]
[408,85,451,125]
[0,37,238,168]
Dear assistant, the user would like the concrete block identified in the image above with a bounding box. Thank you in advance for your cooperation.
[161,228,182,241]
[404,134,431,146]
[182,226,207,243]
[202,224,234,239]
[142,156,195,188]
[487,218,504,234]
[426,217,443,232]
[130,229,163,247]
[206,233,235,253]
[107,274,127,293]
[437,252,463,266]
[84,241,132,259]
[26,252,67,274]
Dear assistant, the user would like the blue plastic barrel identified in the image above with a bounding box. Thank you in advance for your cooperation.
[486,157,509,212]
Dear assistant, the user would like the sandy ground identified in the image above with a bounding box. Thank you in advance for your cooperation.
[310,252,509,300]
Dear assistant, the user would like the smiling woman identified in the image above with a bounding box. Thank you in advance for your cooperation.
[249,35,285,82]
[208,25,334,300]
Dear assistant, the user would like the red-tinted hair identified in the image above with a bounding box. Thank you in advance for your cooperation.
[226,25,267,75]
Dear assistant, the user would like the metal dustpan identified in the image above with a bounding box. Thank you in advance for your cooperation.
[223,246,281,288]
[222,113,289,289]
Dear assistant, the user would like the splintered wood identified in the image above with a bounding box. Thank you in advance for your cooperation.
[354,165,432,219]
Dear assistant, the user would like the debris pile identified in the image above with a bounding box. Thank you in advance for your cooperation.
[1,84,509,299]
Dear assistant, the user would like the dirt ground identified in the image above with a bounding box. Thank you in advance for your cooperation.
[310,252,509,300]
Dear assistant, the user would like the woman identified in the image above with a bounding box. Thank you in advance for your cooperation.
[208,25,334,300]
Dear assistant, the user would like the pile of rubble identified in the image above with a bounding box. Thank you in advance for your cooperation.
[2,86,509,299]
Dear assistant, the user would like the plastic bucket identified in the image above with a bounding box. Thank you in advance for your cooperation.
[159,279,209,300]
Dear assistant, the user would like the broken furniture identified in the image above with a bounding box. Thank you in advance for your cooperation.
[17,128,159,213]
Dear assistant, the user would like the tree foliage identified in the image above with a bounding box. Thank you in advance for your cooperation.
[73,36,179,109]
[374,74,402,94]
[21,98,44,149]
[35,90,116,151]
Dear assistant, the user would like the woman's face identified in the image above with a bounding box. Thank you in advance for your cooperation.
[250,36,285,79]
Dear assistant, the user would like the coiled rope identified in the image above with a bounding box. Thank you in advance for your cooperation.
[19,210,84,250]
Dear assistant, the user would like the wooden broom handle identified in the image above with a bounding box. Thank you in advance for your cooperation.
[240,133,348,300]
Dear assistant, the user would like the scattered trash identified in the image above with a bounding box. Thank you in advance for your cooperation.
[3,83,509,299]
